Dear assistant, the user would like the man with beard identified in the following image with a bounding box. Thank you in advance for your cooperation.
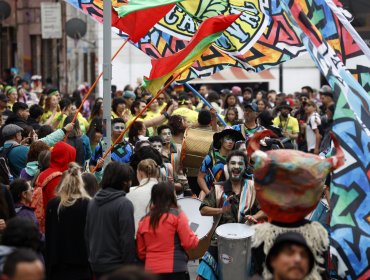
[196,150,265,280]
[197,129,244,197]
[273,104,299,149]
[265,232,315,280]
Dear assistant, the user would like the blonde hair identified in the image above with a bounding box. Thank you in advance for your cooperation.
[137,159,159,181]
[57,162,91,212]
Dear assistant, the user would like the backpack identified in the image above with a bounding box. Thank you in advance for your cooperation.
[32,171,62,233]
[0,145,16,185]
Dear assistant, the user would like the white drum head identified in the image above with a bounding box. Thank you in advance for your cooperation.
[178,198,213,239]
[216,223,255,239]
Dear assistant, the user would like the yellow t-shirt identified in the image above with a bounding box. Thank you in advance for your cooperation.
[158,102,167,112]
[41,111,62,124]
[172,107,199,125]
[273,116,299,134]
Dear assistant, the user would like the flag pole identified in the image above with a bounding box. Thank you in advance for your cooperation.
[63,36,130,141]
[92,70,185,174]
[184,82,227,126]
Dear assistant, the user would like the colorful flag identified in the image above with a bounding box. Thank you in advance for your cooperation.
[144,14,240,94]
[112,0,183,43]
[65,0,370,88]
[279,1,370,279]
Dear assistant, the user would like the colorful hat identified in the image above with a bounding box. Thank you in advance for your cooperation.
[247,130,344,223]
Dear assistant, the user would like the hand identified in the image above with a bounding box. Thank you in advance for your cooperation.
[122,109,130,123]
[20,137,31,145]
[174,183,183,192]
[96,157,105,169]
[210,108,217,119]
[64,122,74,132]
[61,106,68,115]
[244,215,258,225]
[314,148,319,155]
[0,219,6,231]
[221,204,231,214]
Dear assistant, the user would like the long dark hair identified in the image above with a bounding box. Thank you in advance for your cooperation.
[223,93,241,109]
[101,162,134,192]
[148,182,177,232]
[128,121,145,145]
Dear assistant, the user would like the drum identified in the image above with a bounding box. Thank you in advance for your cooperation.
[177,197,214,260]
[181,128,214,169]
[216,223,255,280]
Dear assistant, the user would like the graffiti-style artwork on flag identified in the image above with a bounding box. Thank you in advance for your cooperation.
[295,0,370,93]
[64,0,370,87]
[278,1,370,279]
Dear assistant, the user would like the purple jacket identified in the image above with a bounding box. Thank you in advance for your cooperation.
[14,203,40,230]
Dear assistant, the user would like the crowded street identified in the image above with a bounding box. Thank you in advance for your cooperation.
[0,0,369,280]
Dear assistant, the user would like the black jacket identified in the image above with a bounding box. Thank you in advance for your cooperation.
[85,188,136,273]
[45,197,91,280]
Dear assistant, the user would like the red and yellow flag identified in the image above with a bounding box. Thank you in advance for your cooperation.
[112,0,183,43]
[144,14,240,95]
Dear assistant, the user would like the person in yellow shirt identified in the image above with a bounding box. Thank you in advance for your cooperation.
[5,86,17,111]
[273,104,299,148]
[111,97,127,119]
[145,97,161,120]
[157,93,167,112]
[40,89,62,127]
[172,94,198,126]
[127,100,177,137]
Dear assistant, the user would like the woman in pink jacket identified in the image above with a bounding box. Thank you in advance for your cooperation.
[136,182,199,280]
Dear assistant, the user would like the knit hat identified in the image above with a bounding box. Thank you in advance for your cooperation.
[123,91,136,99]
[266,232,315,274]
[2,124,23,138]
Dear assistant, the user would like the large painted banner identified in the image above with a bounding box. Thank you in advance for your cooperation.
[65,1,370,278]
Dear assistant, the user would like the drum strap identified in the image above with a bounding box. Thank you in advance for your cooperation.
[238,180,253,222]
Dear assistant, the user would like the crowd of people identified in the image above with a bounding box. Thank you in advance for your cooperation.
[0,71,336,280]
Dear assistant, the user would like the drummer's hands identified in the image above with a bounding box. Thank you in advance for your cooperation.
[244,215,258,225]
[220,204,231,214]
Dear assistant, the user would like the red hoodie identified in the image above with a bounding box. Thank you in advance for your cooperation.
[32,142,76,232]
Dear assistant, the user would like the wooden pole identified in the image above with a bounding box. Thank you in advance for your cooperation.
[63,37,130,141]
[92,70,185,173]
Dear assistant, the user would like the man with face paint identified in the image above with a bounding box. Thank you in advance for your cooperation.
[197,150,265,280]
[197,128,244,198]
[89,118,134,178]
[156,125,190,196]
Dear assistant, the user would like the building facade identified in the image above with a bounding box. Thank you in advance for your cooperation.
[0,0,98,94]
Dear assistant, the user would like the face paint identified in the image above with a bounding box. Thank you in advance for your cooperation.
[152,142,163,153]
[113,124,125,132]
[222,135,235,151]
[228,156,246,181]
[161,129,172,144]
[223,136,235,143]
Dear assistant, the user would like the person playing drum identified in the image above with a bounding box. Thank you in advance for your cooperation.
[196,150,265,280]
[197,128,244,199]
